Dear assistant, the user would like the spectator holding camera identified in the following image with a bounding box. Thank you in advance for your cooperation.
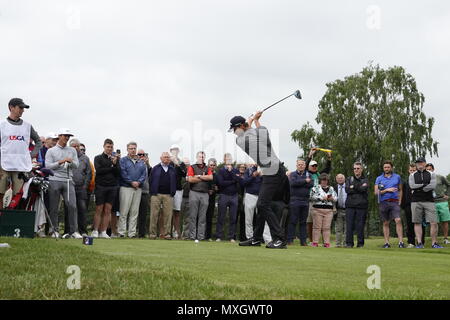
[92,139,121,238]
[169,145,187,239]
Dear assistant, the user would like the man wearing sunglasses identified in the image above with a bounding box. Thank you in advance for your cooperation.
[345,162,369,248]
[0,98,42,209]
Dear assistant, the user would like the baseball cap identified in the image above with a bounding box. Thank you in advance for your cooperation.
[58,128,74,136]
[415,157,426,163]
[228,116,246,132]
[170,144,180,151]
[309,160,318,166]
[46,132,58,139]
[8,98,30,109]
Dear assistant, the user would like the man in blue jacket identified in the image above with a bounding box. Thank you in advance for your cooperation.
[118,142,148,238]
[149,152,177,239]
[288,159,314,246]
[215,153,242,242]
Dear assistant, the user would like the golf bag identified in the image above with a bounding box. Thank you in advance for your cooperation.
[5,168,54,233]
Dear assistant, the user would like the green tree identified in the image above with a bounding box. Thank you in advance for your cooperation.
[291,64,438,236]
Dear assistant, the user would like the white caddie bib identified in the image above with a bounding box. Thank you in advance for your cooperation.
[0,120,32,172]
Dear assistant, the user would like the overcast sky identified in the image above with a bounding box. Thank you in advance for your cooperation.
[1,0,449,175]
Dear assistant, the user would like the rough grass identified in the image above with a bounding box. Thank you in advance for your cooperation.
[1,237,449,300]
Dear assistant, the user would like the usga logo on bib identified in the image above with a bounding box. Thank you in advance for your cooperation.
[9,135,25,141]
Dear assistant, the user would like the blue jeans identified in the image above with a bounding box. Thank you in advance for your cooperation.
[288,204,309,244]
[216,194,238,240]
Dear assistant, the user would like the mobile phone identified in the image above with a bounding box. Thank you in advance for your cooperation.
[145,153,148,157]
[116,149,121,154]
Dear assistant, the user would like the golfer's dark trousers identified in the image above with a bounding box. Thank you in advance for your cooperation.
[269,201,287,240]
[205,193,216,239]
[288,204,309,245]
[403,204,425,245]
[345,207,367,247]
[64,186,88,235]
[215,194,238,240]
[254,166,285,242]
[138,193,150,238]
[238,193,246,241]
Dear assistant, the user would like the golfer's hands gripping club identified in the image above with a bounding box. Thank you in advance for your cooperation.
[248,110,263,128]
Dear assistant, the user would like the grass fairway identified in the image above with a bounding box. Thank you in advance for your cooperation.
[1,236,449,300]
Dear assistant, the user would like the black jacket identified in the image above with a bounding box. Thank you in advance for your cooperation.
[410,170,435,203]
[94,153,121,187]
[400,179,413,208]
[171,161,187,191]
[345,175,369,209]
[273,173,290,205]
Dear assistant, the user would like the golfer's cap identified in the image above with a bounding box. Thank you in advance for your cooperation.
[309,160,318,166]
[170,144,180,151]
[426,163,434,169]
[228,116,246,132]
[415,157,426,163]
[8,98,30,109]
[58,128,74,136]
[46,132,58,139]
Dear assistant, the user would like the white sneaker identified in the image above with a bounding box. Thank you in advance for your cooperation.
[111,233,119,238]
[444,238,450,244]
[36,228,46,238]
[99,231,111,239]
[216,238,221,242]
[173,231,178,239]
[81,233,88,237]
[62,233,71,239]
[407,243,415,248]
[50,232,60,238]
[71,232,83,239]
[91,230,99,238]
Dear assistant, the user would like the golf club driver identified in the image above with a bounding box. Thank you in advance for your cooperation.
[250,89,302,118]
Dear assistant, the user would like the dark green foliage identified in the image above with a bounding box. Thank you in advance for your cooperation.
[291,64,438,236]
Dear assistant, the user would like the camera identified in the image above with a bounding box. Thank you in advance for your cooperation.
[116,149,121,154]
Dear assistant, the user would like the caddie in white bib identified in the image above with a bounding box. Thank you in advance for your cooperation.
[0,120,32,172]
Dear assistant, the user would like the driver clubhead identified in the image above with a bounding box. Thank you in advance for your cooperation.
[294,90,302,99]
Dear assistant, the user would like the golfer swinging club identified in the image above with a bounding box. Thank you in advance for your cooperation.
[229,111,287,249]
